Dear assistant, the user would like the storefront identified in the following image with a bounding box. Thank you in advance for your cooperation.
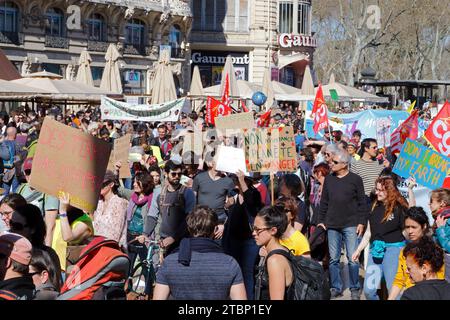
[191,51,250,88]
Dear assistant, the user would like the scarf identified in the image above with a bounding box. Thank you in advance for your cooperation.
[175,237,223,266]
[126,192,153,221]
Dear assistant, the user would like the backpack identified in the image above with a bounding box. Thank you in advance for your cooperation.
[264,249,330,300]
[0,289,19,300]
[158,184,186,210]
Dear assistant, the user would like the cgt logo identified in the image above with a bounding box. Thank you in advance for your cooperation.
[430,118,450,156]
[66,5,81,30]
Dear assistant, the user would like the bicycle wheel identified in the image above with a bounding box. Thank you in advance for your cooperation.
[127,262,149,299]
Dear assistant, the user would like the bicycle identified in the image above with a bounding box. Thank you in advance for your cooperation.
[125,239,162,300]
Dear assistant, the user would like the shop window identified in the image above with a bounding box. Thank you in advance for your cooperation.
[46,7,64,37]
[0,1,18,33]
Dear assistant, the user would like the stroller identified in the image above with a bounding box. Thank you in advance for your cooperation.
[57,236,130,300]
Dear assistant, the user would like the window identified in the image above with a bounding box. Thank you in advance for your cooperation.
[192,0,247,32]
[125,19,144,46]
[169,25,182,58]
[88,13,105,41]
[46,8,64,36]
[91,66,104,81]
[0,1,18,33]
[279,1,293,33]
[297,1,310,35]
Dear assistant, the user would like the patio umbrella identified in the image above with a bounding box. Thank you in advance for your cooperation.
[300,65,315,111]
[0,79,50,98]
[219,56,239,106]
[189,65,204,112]
[262,68,275,111]
[100,43,122,94]
[76,49,94,87]
[150,50,177,104]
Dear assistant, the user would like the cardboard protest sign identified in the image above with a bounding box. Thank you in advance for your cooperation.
[215,112,255,135]
[107,134,131,179]
[392,138,450,190]
[244,127,297,173]
[101,97,185,122]
[215,145,249,175]
[29,117,112,213]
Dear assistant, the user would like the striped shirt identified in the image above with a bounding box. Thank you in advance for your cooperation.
[350,159,384,196]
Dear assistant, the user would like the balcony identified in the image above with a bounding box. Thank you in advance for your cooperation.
[0,31,24,45]
[87,40,109,52]
[123,43,149,56]
[45,35,69,49]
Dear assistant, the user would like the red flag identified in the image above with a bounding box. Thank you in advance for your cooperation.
[424,101,450,157]
[206,96,232,126]
[390,109,419,155]
[311,85,329,134]
[221,73,232,107]
[257,110,272,127]
[241,100,249,113]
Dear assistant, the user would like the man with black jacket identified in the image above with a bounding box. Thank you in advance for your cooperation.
[317,149,368,300]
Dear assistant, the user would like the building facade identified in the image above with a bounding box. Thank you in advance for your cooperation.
[189,0,316,90]
[0,0,192,95]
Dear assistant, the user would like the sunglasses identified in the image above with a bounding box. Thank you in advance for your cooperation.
[29,271,41,277]
[169,172,182,177]
[24,169,31,176]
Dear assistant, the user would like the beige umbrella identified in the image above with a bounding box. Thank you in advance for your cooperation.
[219,55,239,106]
[262,68,275,111]
[100,43,122,94]
[300,65,315,111]
[150,50,177,104]
[76,49,94,87]
[189,65,204,112]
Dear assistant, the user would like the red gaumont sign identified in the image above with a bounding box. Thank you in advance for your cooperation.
[278,33,317,48]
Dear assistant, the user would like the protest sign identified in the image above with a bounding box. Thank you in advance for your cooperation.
[244,127,297,173]
[392,138,450,190]
[107,134,131,179]
[397,181,434,226]
[215,145,249,175]
[29,117,112,213]
[214,112,255,135]
[101,96,185,122]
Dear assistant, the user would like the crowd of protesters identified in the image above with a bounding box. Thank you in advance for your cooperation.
[0,103,448,301]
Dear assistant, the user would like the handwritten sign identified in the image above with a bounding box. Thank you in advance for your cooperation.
[215,145,249,175]
[393,138,450,190]
[107,134,131,179]
[29,117,112,213]
[215,112,255,134]
[244,127,297,173]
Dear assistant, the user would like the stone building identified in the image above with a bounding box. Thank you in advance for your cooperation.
[189,0,316,89]
[0,0,192,95]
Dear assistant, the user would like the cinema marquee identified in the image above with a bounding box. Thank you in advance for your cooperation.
[278,33,317,48]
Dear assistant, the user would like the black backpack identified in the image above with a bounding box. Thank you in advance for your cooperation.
[266,249,330,300]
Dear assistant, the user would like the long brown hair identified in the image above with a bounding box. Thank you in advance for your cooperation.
[373,176,408,222]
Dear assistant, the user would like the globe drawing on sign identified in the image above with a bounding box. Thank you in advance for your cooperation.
[252,91,267,106]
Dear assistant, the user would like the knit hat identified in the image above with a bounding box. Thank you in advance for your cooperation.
[0,233,33,265]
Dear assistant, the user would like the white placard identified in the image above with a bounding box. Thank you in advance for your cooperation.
[215,145,249,176]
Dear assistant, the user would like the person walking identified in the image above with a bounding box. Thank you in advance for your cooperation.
[351,176,409,300]
[317,149,368,300]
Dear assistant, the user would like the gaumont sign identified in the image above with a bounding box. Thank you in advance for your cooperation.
[278,33,317,48]
[191,52,250,65]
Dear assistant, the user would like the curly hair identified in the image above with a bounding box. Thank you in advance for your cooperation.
[403,236,444,273]
[257,205,288,238]
[372,176,408,223]
[404,206,430,235]
[187,206,218,238]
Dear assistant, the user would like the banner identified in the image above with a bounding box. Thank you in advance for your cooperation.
[424,101,450,157]
[29,117,112,213]
[244,127,297,173]
[215,112,255,133]
[392,138,450,190]
[305,104,410,140]
[100,96,185,122]
[206,96,232,126]
[107,134,132,179]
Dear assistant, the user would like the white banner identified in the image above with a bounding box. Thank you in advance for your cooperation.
[101,96,185,122]
[398,180,434,226]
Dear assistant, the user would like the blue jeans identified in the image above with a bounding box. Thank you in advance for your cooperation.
[328,227,361,293]
[364,245,402,300]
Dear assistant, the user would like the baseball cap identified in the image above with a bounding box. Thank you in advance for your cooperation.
[0,233,32,265]
[23,157,33,171]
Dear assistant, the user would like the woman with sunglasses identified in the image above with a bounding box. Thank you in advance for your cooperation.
[352,176,409,300]
[30,248,61,300]
[253,206,293,300]
[92,170,128,249]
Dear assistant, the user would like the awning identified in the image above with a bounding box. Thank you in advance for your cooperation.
[277,52,309,70]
